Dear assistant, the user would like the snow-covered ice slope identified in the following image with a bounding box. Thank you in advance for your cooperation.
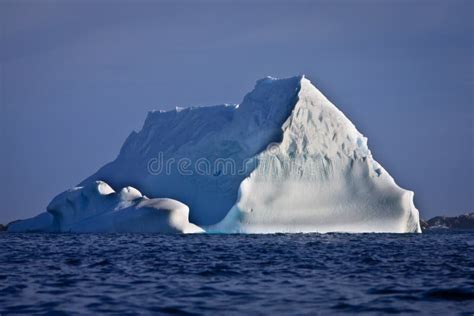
[9,75,421,233]
[79,76,301,226]
[8,181,203,233]
[212,77,421,233]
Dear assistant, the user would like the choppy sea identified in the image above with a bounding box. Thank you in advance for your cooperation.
[1,231,473,315]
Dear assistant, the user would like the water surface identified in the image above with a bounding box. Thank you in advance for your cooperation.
[1,231,473,315]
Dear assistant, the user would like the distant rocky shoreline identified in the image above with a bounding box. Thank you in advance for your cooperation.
[420,213,474,231]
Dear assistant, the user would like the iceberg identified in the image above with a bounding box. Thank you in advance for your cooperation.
[8,181,203,233]
[8,75,421,233]
[212,77,420,233]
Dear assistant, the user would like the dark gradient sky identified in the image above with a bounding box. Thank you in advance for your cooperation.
[1,0,473,224]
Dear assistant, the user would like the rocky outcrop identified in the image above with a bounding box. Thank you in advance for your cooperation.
[421,213,474,231]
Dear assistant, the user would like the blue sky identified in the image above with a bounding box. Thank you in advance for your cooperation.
[1,0,472,224]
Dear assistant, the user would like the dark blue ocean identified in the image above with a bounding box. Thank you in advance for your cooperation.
[1,231,473,315]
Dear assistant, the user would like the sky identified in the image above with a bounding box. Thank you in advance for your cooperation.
[0,0,472,224]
